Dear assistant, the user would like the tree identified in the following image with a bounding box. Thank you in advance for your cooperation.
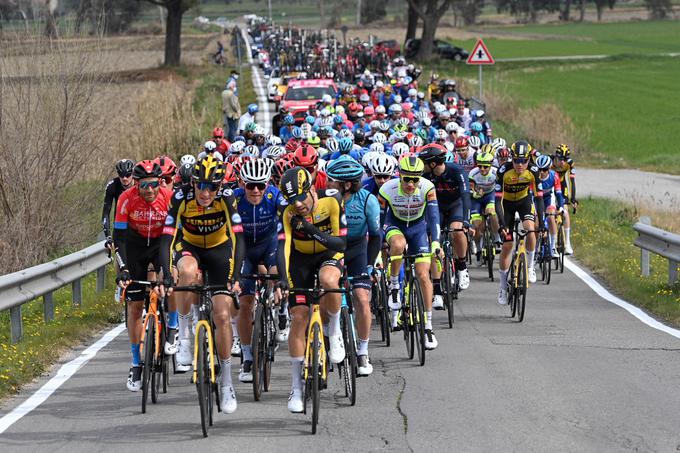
[406,0,453,61]
[360,0,386,24]
[593,0,615,21]
[141,0,198,66]
[75,0,141,34]
[44,0,58,38]
[452,0,484,25]
[644,0,672,18]
[405,1,418,42]
[496,0,560,23]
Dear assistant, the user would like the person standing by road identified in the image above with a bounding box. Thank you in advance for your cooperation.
[222,87,241,143]
[225,69,239,96]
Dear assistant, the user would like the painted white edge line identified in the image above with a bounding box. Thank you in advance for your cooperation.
[0,323,126,434]
[239,27,271,133]
[565,257,680,339]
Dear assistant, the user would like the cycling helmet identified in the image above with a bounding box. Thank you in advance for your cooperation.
[193,155,225,183]
[325,155,365,181]
[364,106,375,116]
[476,148,495,165]
[155,156,177,177]
[536,154,552,170]
[291,126,303,139]
[468,136,482,150]
[445,122,459,133]
[229,141,245,155]
[212,127,224,139]
[415,128,428,142]
[317,127,331,139]
[407,135,423,149]
[245,122,258,133]
[378,120,391,132]
[421,117,432,127]
[398,155,424,176]
[273,158,294,182]
[326,137,339,154]
[240,158,271,184]
[369,142,384,154]
[369,120,381,130]
[389,103,403,114]
[284,114,295,125]
[115,159,134,177]
[491,137,507,151]
[476,110,485,119]
[470,122,483,133]
[223,161,237,185]
[338,137,354,154]
[511,140,533,159]
[300,123,312,139]
[369,153,395,176]
[242,144,259,157]
[321,94,333,104]
[204,140,217,153]
[133,159,162,180]
[180,154,196,166]
[454,136,469,150]
[348,102,362,114]
[265,145,285,160]
[333,114,344,125]
[338,129,354,140]
[253,125,265,136]
[247,103,259,114]
[361,151,377,170]
[375,105,386,114]
[418,143,447,164]
[555,143,571,158]
[293,145,319,168]
[267,135,282,146]
[435,129,448,141]
[372,132,387,144]
[279,167,312,201]
[307,135,321,148]
[497,148,511,160]
[178,163,193,185]
[391,131,407,142]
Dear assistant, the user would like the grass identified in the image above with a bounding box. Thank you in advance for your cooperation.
[571,197,680,326]
[0,268,122,401]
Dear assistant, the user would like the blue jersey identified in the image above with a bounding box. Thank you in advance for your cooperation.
[344,189,381,242]
[233,185,285,243]
[362,178,380,197]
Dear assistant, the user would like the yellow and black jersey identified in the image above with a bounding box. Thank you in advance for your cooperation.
[553,157,576,201]
[279,189,347,258]
[494,162,543,202]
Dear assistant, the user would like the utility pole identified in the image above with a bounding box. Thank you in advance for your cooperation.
[356,0,361,25]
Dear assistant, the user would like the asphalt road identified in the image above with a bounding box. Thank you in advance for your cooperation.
[2,259,680,452]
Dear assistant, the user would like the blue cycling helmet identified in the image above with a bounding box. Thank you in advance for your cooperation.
[248,103,259,114]
[445,152,456,163]
[284,114,294,125]
[470,121,483,133]
[305,115,316,125]
[326,137,339,153]
[348,149,361,162]
[233,135,246,143]
[536,154,552,170]
[333,114,344,125]
[291,126,302,139]
[326,155,364,181]
[338,137,353,154]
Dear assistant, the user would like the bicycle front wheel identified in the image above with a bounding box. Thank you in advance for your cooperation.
[508,261,517,318]
[341,307,357,406]
[517,254,527,322]
[412,278,426,367]
[442,254,454,328]
[484,226,495,281]
[252,303,265,401]
[379,272,391,347]
[151,323,162,404]
[196,327,210,437]
[310,323,321,435]
[141,319,154,414]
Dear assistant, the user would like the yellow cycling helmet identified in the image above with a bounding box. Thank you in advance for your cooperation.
[555,143,571,158]
[193,155,225,183]
[399,155,425,176]
[476,147,495,165]
[510,140,533,159]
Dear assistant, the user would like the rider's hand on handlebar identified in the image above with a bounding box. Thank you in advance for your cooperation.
[156,277,174,298]
[116,268,131,289]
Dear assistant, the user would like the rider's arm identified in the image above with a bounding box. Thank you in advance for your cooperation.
[456,165,472,224]
[101,179,116,238]
[365,193,382,265]
[494,166,506,228]
[299,196,347,252]
[224,193,246,282]
[569,162,577,203]
[425,188,441,245]
[531,167,545,228]
[553,173,565,209]
[112,190,130,268]
[159,190,184,282]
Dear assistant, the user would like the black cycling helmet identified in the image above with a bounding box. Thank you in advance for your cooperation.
[132,160,162,180]
[510,140,533,159]
[116,159,134,177]
[193,155,225,183]
[279,166,312,203]
[418,143,447,164]
[178,163,193,185]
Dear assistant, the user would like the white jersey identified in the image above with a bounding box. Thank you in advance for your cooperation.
[468,166,497,198]
[378,177,435,224]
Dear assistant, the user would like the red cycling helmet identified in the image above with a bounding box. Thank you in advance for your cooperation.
[348,102,362,114]
[155,155,177,177]
[222,161,236,184]
[364,106,375,116]
[213,127,225,139]
[454,136,469,150]
[293,144,319,169]
[497,148,511,159]
[284,139,299,153]
[273,158,295,182]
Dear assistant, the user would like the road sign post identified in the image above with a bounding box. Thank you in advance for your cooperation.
[466,39,495,101]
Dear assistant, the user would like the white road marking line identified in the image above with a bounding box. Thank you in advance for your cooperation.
[239,27,271,133]
[0,323,126,434]
[565,258,680,339]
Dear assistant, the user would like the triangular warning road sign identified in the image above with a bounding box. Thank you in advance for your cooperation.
[466,39,495,65]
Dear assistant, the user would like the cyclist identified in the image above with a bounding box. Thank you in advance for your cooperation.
[325,156,381,376]
[102,159,135,249]
[420,144,472,297]
[536,155,564,258]
[552,144,576,254]
[233,159,287,383]
[495,141,545,305]
[238,103,259,135]
[363,153,396,197]
[159,155,246,414]
[469,146,500,262]
[213,127,230,155]
[276,167,348,413]
[293,144,328,190]
[378,156,441,350]
[113,160,172,392]
[454,136,476,173]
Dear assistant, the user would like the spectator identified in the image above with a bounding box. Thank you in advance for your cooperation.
[222,87,241,142]
[225,70,239,96]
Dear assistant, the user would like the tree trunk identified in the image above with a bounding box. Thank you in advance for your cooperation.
[596,3,603,20]
[75,0,89,33]
[164,2,183,66]
[405,2,418,42]
[578,0,585,21]
[560,0,572,21]
[416,15,438,61]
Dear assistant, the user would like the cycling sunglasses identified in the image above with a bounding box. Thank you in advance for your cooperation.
[195,181,221,192]
[401,176,420,184]
[285,192,308,204]
[374,174,391,180]
[245,182,266,191]
[119,172,133,178]
[478,165,491,169]
[139,180,160,190]
[513,158,529,164]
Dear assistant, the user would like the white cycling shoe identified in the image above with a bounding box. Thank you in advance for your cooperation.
[328,334,346,364]
[565,244,574,255]
[220,385,237,414]
[231,336,241,357]
[528,267,537,284]
[552,248,560,258]
[432,294,444,310]
[498,287,508,305]
[288,388,304,413]
[388,284,402,310]
[126,366,142,392]
[457,269,470,290]
[164,329,179,356]
[424,330,438,350]
[357,355,373,376]
[176,338,193,372]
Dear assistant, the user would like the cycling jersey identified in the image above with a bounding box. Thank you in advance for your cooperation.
[455,152,476,174]
[469,166,497,198]
[494,162,543,202]
[102,178,128,237]
[539,169,565,209]
[553,158,576,203]
[423,162,471,223]
[345,188,381,240]
[233,185,286,243]
[378,177,440,244]
[114,186,172,241]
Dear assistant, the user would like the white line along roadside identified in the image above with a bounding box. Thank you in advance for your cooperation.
[239,26,271,134]
[0,323,126,434]
[565,258,680,339]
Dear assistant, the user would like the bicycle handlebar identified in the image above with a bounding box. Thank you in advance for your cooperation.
[240,274,281,281]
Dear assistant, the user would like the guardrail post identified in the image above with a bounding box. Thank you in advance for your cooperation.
[72,279,82,306]
[44,292,54,322]
[96,266,106,292]
[670,260,679,285]
[10,306,22,343]
[639,216,651,277]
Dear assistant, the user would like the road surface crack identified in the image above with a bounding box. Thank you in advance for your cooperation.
[379,359,414,453]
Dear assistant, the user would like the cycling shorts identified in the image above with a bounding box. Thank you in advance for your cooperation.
[175,240,233,295]
[241,236,278,296]
[344,238,371,291]
[440,198,465,226]
[125,235,161,302]
[385,220,430,263]
[288,249,344,307]
[542,193,556,212]
[470,192,495,221]
[501,198,535,243]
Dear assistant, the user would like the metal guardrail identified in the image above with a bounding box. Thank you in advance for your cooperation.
[633,216,680,284]
[0,241,111,343]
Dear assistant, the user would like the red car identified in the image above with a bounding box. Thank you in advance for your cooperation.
[281,79,337,123]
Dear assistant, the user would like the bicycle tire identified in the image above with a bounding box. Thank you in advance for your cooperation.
[412,278,426,367]
[162,355,169,394]
[340,308,357,405]
[371,280,385,342]
[141,319,154,414]
[403,283,415,360]
[508,260,517,318]
[546,247,552,285]
[442,254,454,328]
[485,227,495,281]
[311,323,321,435]
[196,326,210,438]
[263,307,274,392]
[380,272,391,347]
[517,254,527,322]
[557,224,565,273]
[151,323,161,404]
[252,303,265,401]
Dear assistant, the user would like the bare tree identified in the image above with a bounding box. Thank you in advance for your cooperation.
[140,0,198,66]
[406,0,453,61]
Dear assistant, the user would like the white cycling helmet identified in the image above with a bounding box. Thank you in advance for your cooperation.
[369,120,381,130]
[361,151,378,169]
[229,141,245,155]
[369,153,395,176]
[491,137,507,150]
[435,129,448,141]
[369,142,384,153]
[326,137,339,153]
[372,132,387,144]
[268,135,282,146]
[445,122,459,133]
[180,154,196,166]
[407,135,423,148]
[375,105,386,114]
[264,145,285,159]
[389,103,403,113]
[421,117,432,127]
[240,158,271,184]
[392,142,410,159]
[204,141,217,152]
[468,135,482,150]
[244,145,260,157]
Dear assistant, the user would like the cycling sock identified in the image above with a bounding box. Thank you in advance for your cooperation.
[241,344,253,362]
[550,234,556,251]
[219,358,232,387]
[190,304,198,322]
[433,279,442,295]
[499,268,509,288]
[357,339,369,356]
[323,323,329,336]
[167,311,178,329]
[279,302,288,317]
[425,311,433,330]
[131,343,141,367]
[178,313,190,339]
[391,309,399,327]
[291,357,304,391]
[564,228,571,244]
[455,258,467,271]
[231,319,239,338]
[327,310,341,336]
[527,251,535,268]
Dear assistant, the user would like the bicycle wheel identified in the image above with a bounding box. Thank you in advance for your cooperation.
[517,254,527,322]
[310,323,321,435]
[263,307,275,392]
[371,280,385,343]
[412,278,426,367]
[379,272,391,347]
[545,248,552,285]
[484,228,495,281]
[196,326,210,438]
[162,354,169,394]
[141,319,154,414]
[403,284,414,360]
[252,303,265,401]
[442,254,454,328]
[557,224,565,273]
[508,260,517,318]
[340,307,357,406]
